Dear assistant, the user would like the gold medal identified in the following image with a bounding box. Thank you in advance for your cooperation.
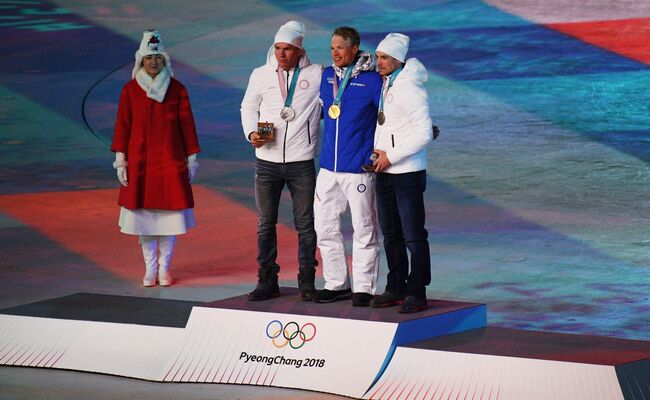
[377,111,385,125]
[328,104,341,119]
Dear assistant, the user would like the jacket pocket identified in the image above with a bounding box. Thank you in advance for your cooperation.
[391,134,395,148]
[307,119,311,144]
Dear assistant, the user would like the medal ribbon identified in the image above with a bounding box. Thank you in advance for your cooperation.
[331,65,354,107]
[277,65,302,108]
[379,65,403,113]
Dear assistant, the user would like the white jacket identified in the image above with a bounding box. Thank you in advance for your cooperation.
[241,47,322,163]
[374,57,432,174]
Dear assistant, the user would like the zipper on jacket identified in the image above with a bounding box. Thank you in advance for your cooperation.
[334,116,339,171]
[283,122,288,163]
[391,134,395,148]
[282,69,290,163]
[333,72,340,171]
[307,119,311,144]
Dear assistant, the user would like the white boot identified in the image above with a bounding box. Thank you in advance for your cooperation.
[140,235,159,287]
[158,235,176,286]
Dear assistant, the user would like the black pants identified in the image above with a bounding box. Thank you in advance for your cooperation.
[376,170,430,298]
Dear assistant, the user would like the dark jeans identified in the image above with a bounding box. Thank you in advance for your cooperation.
[255,158,317,272]
[376,170,430,298]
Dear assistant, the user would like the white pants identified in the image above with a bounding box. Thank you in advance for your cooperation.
[314,169,379,294]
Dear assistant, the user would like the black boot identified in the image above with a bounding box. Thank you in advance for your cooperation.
[297,266,316,301]
[248,265,280,301]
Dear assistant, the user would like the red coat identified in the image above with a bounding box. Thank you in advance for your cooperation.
[111,78,201,210]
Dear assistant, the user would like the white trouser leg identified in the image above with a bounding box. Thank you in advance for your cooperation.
[341,172,379,294]
[140,235,159,287]
[314,169,350,291]
[158,235,176,286]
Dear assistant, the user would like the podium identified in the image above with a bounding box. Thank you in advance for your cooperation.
[1,290,648,399]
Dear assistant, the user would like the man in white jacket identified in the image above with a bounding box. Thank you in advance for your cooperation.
[240,21,322,301]
[370,33,433,313]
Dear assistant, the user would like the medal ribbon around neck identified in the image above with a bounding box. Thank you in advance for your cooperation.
[328,65,354,119]
[278,65,301,121]
[378,65,403,123]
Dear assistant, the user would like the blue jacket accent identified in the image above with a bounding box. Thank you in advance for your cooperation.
[319,66,382,173]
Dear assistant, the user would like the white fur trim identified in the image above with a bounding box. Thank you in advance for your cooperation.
[132,30,173,78]
[135,67,171,103]
[113,152,128,168]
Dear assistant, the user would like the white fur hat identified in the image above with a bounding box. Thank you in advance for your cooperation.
[376,32,410,63]
[132,30,173,78]
[274,20,305,49]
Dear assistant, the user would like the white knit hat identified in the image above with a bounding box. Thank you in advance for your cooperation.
[376,32,410,63]
[132,29,173,78]
[273,20,305,49]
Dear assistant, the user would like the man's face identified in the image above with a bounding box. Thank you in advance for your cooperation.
[376,51,401,77]
[331,35,359,68]
[274,42,302,70]
[142,54,165,77]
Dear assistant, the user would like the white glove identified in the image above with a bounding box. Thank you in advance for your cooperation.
[113,152,128,187]
[187,153,199,183]
[117,167,128,187]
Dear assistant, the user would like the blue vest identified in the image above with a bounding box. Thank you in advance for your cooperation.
[319,67,382,173]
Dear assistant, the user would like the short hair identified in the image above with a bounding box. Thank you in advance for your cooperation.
[332,26,360,47]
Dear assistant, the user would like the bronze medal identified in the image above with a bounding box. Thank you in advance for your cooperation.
[377,111,385,125]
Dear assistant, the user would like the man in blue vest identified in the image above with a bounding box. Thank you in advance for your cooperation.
[315,26,382,307]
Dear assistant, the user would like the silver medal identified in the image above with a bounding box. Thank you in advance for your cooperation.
[280,106,296,122]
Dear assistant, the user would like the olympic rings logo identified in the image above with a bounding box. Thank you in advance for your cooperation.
[265,320,317,349]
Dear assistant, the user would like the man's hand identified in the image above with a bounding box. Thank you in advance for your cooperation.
[249,132,270,148]
[372,149,391,172]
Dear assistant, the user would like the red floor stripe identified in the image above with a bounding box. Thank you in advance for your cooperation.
[0,185,311,285]
[547,18,650,66]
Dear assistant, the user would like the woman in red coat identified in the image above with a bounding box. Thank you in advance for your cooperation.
[111,30,201,287]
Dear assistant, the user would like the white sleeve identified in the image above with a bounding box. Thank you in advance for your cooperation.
[385,84,432,165]
[240,70,262,140]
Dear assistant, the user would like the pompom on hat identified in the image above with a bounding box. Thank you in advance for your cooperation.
[376,32,409,63]
[132,29,173,78]
[273,20,306,49]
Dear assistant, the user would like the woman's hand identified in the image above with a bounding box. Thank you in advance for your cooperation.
[113,152,128,186]
[187,154,199,183]
[116,167,128,186]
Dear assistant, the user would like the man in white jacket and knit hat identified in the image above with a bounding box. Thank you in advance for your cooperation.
[241,21,322,301]
[370,33,434,313]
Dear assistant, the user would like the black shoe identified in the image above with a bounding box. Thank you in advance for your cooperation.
[314,288,352,303]
[352,292,373,307]
[247,282,280,301]
[297,267,317,301]
[300,288,317,301]
[398,296,428,313]
[370,291,404,308]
